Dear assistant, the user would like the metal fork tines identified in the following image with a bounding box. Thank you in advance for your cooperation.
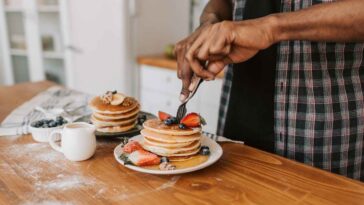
[176,78,203,120]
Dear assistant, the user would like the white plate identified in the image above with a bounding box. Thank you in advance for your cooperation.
[113,135,223,175]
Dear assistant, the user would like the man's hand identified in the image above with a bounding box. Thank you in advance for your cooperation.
[185,18,276,81]
[174,23,214,101]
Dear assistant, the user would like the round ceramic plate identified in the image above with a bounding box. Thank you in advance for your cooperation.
[113,134,223,175]
[95,111,156,138]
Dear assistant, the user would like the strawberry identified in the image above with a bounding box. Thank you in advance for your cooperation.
[123,141,144,154]
[158,111,172,121]
[180,112,206,128]
[128,150,161,166]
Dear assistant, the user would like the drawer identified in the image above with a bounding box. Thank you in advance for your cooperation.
[140,65,181,95]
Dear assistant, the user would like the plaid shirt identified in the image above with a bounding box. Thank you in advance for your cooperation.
[217,0,364,181]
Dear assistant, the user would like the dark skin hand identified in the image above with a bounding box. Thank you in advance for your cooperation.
[177,0,364,101]
[174,0,232,101]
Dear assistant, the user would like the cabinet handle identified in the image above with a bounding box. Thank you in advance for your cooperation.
[65,45,83,54]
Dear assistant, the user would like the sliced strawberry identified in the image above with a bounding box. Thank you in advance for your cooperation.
[123,141,144,154]
[158,111,172,121]
[128,150,160,166]
[180,112,206,128]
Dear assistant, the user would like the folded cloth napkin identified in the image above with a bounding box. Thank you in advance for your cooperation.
[202,131,244,144]
[0,86,92,136]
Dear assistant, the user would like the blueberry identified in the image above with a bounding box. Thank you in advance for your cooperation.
[42,124,49,128]
[49,121,57,127]
[164,118,173,125]
[170,117,178,124]
[31,121,39,128]
[112,90,117,94]
[138,114,147,124]
[62,119,68,124]
[160,157,169,163]
[31,120,44,128]
[56,116,64,122]
[200,146,210,156]
[200,146,209,150]
[178,123,186,129]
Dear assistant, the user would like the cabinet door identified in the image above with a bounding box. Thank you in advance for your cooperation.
[140,65,181,95]
[66,0,132,95]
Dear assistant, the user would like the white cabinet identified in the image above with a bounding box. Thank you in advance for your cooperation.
[0,0,135,96]
[0,0,68,85]
[139,65,222,134]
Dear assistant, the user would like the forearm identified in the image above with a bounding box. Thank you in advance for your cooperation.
[271,0,364,43]
[200,0,233,25]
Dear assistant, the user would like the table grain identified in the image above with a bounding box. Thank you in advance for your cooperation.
[0,81,363,205]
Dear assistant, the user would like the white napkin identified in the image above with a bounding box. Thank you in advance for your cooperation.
[0,86,92,136]
[202,131,244,144]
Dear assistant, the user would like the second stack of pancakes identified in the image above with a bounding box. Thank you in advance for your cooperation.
[141,118,202,161]
[89,95,140,133]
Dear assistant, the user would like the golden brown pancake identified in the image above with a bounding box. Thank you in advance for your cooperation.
[143,119,201,136]
[143,136,197,148]
[93,105,140,120]
[96,122,137,133]
[89,96,139,114]
[92,113,138,123]
[142,146,200,157]
[141,129,200,143]
[91,114,138,127]
[142,139,200,154]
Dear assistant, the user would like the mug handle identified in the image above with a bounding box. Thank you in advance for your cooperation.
[49,130,63,153]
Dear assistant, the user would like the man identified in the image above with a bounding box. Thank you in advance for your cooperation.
[174,0,364,181]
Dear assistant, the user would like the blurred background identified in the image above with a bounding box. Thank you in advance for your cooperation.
[0,0,223,133]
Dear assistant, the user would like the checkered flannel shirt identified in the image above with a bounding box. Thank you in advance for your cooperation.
[217,0,364,181]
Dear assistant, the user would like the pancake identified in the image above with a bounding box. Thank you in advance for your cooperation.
[143,119,201,136]
[90,114,138,127]
[93,105,140,120]
[144,146,200,157]
[96,122,137,133]
[143,136,197,148]
[89,96,139,114]
[141,139,201,156]
[141,129,200,143]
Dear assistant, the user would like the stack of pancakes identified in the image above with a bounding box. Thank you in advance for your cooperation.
[89,96,140,133]
[140,118,202,161]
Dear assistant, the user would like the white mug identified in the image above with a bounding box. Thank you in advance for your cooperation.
[49,122,96,161]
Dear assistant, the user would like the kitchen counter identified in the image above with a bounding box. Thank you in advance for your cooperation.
[137,55,225,79]
[1,81,364,204]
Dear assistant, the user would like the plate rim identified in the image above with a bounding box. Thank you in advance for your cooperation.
[113,135,223,175]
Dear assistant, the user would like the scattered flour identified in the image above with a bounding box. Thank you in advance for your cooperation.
[23,200,74,205]
[36,175,96,191]
[0,141,98,198]
[156,176,180,191]
[1,139,181,203]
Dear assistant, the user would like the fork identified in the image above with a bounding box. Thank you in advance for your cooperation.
[176,78,204,121]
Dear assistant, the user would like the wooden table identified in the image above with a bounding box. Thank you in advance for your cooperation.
[0,81,363,205]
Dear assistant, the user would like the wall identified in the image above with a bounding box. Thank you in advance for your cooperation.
[67,0,133,96]
[134,0,190,55]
